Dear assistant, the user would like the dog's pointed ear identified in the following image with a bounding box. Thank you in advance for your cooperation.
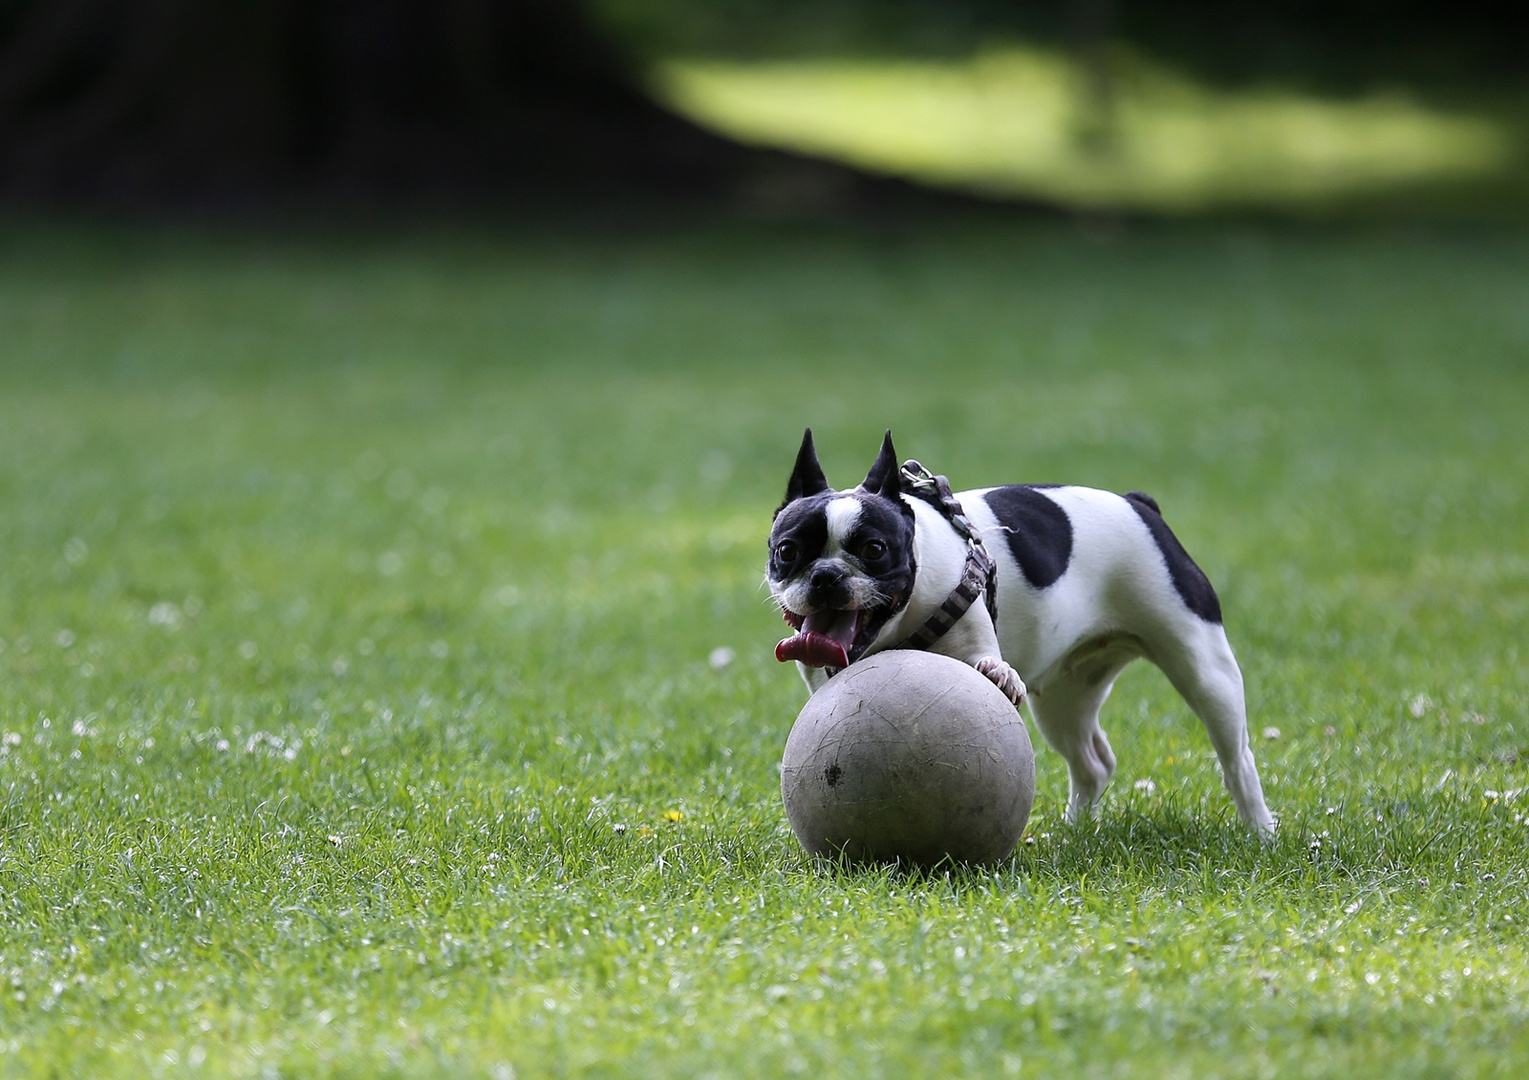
[783,428,830,505]
[861,429,902,500]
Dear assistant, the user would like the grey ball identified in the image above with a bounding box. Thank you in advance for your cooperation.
[780,650,1035,866]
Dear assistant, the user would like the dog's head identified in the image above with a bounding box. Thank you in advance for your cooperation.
[768,429,916,669]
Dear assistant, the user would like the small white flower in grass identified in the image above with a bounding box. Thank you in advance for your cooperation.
[1408,694,1432,718]
[1262,726,1281,740]
[148,603,182,629]
[430,640,449,659]
[421,487,449,514]
[238,641,258,659]
[1133,778,1156,795]
[708,646,735,670]
[327,835,343,847]
[63,537,88,565]
[1365,973,1381,985]
[56,629,75,648]
[376,551,403,576]
[765,985,790,1002]
[357,638,375,656]
[332,658,348,676]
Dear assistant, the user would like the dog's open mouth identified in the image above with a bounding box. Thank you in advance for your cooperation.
[775,608,876,669]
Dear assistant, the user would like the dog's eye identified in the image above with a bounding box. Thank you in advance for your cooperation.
[861,539,887,560]
[774,540,799,563]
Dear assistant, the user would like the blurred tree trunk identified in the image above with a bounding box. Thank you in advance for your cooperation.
[1068,0,1117,155]
[0,0,874,208]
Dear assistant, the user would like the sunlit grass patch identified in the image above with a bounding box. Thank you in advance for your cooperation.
[657,48,1515,211]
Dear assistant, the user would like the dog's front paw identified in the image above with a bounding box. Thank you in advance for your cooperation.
[975,657,1026,707]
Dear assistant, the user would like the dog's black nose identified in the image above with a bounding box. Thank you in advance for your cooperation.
[810,566,843,591]
[807,564,852,608]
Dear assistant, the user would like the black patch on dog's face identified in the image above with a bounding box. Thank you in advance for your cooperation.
[839,491,916,602]
[768,493,833,584]
[1123,491,1223,623]
[983,485,1073,590]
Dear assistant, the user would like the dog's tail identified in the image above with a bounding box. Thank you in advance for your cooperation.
[1124,490,1161,515]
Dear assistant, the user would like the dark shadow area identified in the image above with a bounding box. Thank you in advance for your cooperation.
[0,0,1051,217]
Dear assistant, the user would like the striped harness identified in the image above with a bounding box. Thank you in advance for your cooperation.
[893,460,998,651]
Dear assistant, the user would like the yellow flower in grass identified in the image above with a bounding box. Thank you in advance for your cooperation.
[664,810,683,823]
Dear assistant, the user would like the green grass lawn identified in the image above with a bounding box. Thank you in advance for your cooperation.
[1,217,1527,1078]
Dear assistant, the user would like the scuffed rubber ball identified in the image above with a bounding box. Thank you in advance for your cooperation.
[780,650,1035,866]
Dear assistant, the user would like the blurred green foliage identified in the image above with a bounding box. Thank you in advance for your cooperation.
[658,49,1520,214]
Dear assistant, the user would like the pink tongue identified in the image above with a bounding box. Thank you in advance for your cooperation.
[775,632,850,669]
[775,610,858,669]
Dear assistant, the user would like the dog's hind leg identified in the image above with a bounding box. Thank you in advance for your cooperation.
[1151,623,1275,834]
[1028,636,1141,824]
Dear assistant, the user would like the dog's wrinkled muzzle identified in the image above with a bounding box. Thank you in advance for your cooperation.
[775,609,862,669]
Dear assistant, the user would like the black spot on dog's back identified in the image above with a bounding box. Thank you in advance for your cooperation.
[983,486,1073,589]
[1124,492,1222,623]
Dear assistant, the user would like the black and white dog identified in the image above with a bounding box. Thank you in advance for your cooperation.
[768,429,1275,834]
